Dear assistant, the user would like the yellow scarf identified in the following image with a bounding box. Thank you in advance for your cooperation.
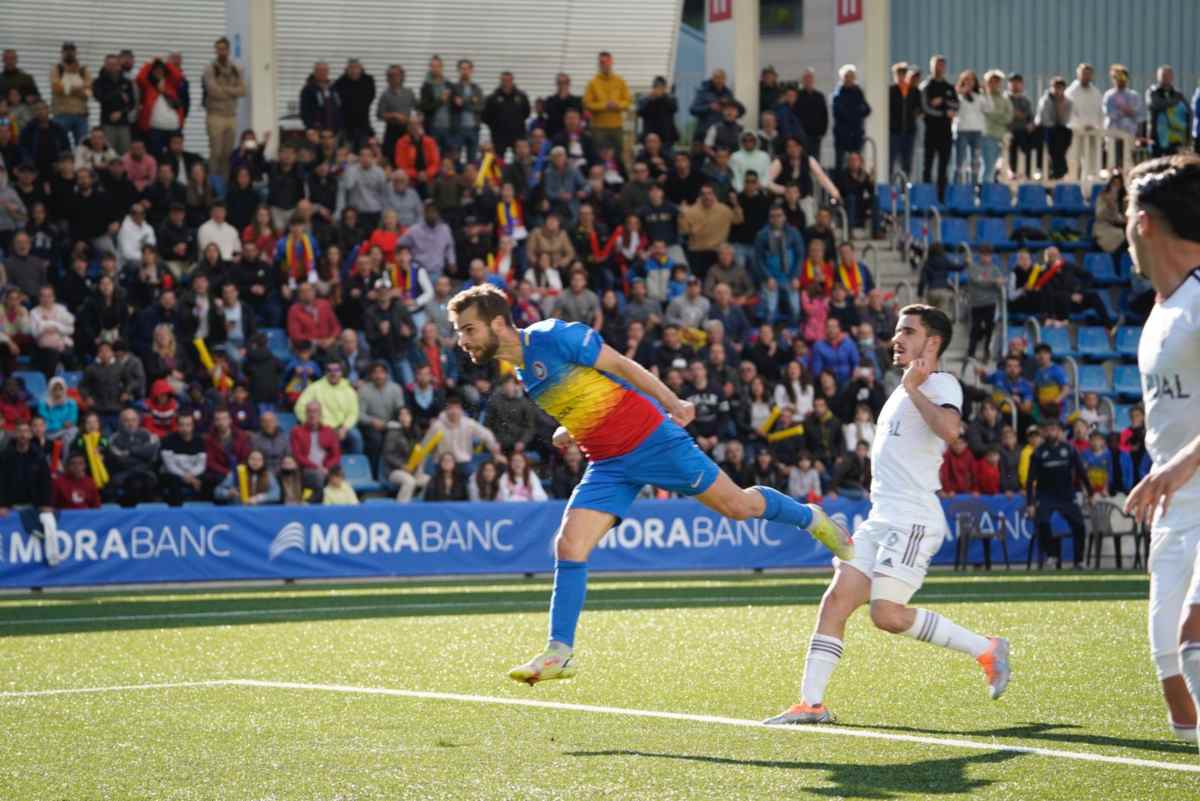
[838,260,863,294]
[282,233,315,280]
[237,464,251,503]
[83,432,110,488]
[497,200,523,234]
[475,153,503,190]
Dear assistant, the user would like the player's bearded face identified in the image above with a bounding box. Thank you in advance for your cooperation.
[469,324,501,364]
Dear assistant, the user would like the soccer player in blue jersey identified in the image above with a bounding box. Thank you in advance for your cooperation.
[448,284,854,684]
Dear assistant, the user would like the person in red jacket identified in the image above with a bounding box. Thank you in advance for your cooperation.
[939,435,980,496]
[52,453,102,510]
[393,117,440,188]
[976,446,1002,495]
[136,57,185,156]
[202,407,252,487]
[286,282,342,352]
[289,399,341,487]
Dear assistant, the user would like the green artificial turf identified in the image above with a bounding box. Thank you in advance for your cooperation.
[0,572,1195,800]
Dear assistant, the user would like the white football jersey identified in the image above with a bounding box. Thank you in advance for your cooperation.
[1139,269,1200,534]
[869,371,962,525]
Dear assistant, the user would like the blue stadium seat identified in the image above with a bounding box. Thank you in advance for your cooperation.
[363,497,396,505]
[1089,183,1105,207]
[1051,183,1090,214]
[1077,365,1113,396]
[1076,326,1116,361]
[974,218,1014,250]
[1114,404,1133,431]
[1049,217,1089,251]
[979,183,1013,215]
[341,454,383,494]
[876,183,901,213]
[1010,216,1049,247]
[944,184,977,216]
[908,182,941,214]
[13,370,47,400]
[1006,325,1028,347]
[275,412,298,433]
[1118,251,1133,277]
[1039,326,1074,357]
[263,327,291,362]
[61,370,83,389]
[1016,184,1049,213]
[1113,365,1142,399]
[907,217,932,246]
[1115,326,1140,360]
[1083,252,1121,285]
[939,217,970,249]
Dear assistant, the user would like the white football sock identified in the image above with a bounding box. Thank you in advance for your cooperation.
[901,609,990,658]
[1180,643,1200,748]
[800,634,843,707]
[1169,719,1198,744]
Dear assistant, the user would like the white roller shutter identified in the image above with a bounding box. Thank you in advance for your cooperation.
[274,0,681,126]
[2,0,224,155]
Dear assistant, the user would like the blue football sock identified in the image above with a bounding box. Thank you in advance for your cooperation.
[754,485,814,529]
[547,560,588,648]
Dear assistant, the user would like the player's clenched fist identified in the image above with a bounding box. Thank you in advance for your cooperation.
[666,399,696,428]
[902,339,938,394]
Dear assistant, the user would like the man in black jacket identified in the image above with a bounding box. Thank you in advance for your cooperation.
[888,62,921,179]
[1026,419,1089,569]
[333,59,377,151]
[637,76,679,149]
[920,55,958,200]
[0,421,52,515]
[543,73,583,140]
[94,53,136,155]
[482,72,531,158]
[795,70,830,165]
[67,167,118,258]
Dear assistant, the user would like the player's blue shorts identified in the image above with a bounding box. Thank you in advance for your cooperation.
[566,420,721,519]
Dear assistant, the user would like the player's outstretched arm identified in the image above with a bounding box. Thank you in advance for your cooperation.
[594,344,695,427]
[1125,431,1200,524]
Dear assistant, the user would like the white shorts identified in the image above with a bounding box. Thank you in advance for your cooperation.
[1147,524,1200,680]
[836,516,947,594]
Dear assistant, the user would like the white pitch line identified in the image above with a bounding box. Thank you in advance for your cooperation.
[223,679,1200,774]
[0,680,231,698]
[0,590,1144,628]
[2,677,1194,774]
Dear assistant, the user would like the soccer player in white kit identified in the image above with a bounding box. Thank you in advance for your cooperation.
[765,304,1011,725]
[1121,154,1200,748]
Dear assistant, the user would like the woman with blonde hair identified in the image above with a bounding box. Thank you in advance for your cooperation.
[146,322,190,394]
[952,69,989,185]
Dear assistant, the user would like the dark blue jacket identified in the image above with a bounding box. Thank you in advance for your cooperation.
[831,84,871,151]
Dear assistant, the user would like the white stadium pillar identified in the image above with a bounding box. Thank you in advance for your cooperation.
[227,0,279,159]
[832,0,890,177]
[705,0,761,129]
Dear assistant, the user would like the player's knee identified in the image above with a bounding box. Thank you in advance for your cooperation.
[821,584,859,621]
[553,530,589,562]
[869,600,910,634]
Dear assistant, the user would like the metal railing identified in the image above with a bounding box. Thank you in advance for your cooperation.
[953,242,974,324]
[830,204,850,245]
[995,283,1010,362]
[891,169,911,253]
[929,207,944,243]
[998,392,1020,431]
[1100,395,1118,433]
[1063,355,1082,414]
[862,136,879,179]
[894,280,915,306]
[860,243,878,286]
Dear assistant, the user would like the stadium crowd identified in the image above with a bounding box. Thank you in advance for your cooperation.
[0,40,1190,538]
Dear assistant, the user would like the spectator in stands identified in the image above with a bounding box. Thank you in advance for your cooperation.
[19,101,71,183]
[247,412,287,474]
[917,242,956,319]
[337,145,387,230]
[584,52,631,155]
[135,57,185,156]
[0,49,38,106]
[751,447,787,491]
[811,318,860,386]
[74,127,116,171]
[117,202,155,267]
[526,212,575,271]
[331,59,376,151]
[637,76,678,150]
[553,266,601,327]
[1101,65,1143,169]
[300,61,342,135]
[977,69,1013,185]
[377,64,417,164]
[832,241,873,302]
[665,276,710,345]
[1145,65,1189,157]
[267,144,305,232]
[550,442,586,499]
[888,62,920,178]
[681,183,741,280]
[485,374,538,455]
[731,132,771,196]
[4,230,47,300]
[424,451,468,501]
[197,200,240,261]
[52,452,100,510]
[979,356,1036,434]
[295,357,361,454]
[482,71,531,158]
[161,412,208,505]
[831,64,871,169]
[967,399,1005,458]
[919,55,957,200]
[0,420,52,516]
[202,37,245,180]
[1038,245,1115,327]
[804,395,843,470]
[48,42,90,149]
[203,407,251,490]
[1093,171,1127,254]
[833,151,874,231]
[706,281,751,345]
[290,399,340,488]
[951,69,987,185]
[286,282,339,352]
[1033,343,1071,422]
[429,393,501,465]
[400,201,456,279]
[30,285,74,378]
[1037,77,1073,179]
[358,361,405,468]
[38,376,77,443]
[1026,419,1088,568]
[212,448,279,506]
[544,72,583,141]
[939,435,978,496]
[382,170,422,229]
[92,54,133,156]
[965,244,1005,360]
[1066,63,1104,179]
[788,69,827,162]
[322,464,359,505]
[704,99,744,159]
[691,69,742,142]
[107,408,160,505]
[497,450,547,502]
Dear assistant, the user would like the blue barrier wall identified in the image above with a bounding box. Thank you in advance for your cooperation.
[0,496,1037,588]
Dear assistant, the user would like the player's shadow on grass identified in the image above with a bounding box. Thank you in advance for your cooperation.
[567,748,1023,799]
[842,721,1196,757]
